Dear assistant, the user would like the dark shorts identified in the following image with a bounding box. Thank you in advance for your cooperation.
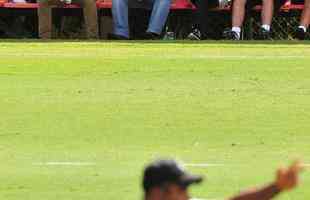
[191,0,219,8]
[291,0,304,4]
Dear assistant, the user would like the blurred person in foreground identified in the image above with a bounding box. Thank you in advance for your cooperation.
[142,159,304,200]
[37,0,99,39]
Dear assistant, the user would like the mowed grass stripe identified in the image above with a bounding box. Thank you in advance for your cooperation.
[0,41,309,200]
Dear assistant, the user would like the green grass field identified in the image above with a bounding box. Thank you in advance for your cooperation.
[1,41,310,200]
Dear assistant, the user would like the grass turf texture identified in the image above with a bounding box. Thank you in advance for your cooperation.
[0,41,310,200]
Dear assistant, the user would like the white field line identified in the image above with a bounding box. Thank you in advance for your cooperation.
[33,162,96,166]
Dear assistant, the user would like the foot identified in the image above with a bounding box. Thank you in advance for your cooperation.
[223,29,239,40]
[256,27,271,40]
[293,27,306,40]
[187,29,202,40]
[107,33,129,40]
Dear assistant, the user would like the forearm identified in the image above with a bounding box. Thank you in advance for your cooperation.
[229,183,281,200]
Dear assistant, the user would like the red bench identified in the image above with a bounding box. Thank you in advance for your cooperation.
[0,0,195,9]
[0,0,304,11]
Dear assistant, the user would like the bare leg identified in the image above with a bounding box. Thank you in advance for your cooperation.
[38,0,53,39]
[38,0,63,39]
[300,0,310,28]
[232,0,247,27]
[261,0,274,26]
[81,0,99,39]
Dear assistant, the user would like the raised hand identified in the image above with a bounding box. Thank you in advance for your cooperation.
[276,161,304,191]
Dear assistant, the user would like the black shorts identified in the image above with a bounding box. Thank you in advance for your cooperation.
[291,0,304,4]
[191,0,219,9]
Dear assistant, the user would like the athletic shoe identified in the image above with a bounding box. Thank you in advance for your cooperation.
[294,27,306,40]
[256,27,271,40]
[223,29,239,40]
[187,29,202,40]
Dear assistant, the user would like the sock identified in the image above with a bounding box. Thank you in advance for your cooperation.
[261,24,271,32]
[298,26,307,32]
[232,27,241,39]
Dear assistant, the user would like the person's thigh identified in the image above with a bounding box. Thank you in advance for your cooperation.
[73,0,97,6]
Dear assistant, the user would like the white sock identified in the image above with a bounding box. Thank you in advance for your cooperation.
[261,24,271,32]
[231,27,241,39]
[298,26,307,32]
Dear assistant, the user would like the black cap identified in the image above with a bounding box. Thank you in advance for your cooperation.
[142,160,203,192]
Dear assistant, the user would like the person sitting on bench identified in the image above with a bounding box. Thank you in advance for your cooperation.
[109,0,171,40]
[187,0,221,40]
[294,0,310,39]
[38,0,99,39]
[223,0,286,40]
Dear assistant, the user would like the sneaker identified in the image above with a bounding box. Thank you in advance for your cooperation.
[107,33,129,40]
[256,27,271,40]
[294,27,306,40]
[223,28,239,40]
[187,29,201,40]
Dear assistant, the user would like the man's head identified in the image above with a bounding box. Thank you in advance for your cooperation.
[142,160,203,200]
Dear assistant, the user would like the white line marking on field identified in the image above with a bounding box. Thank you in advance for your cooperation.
[33,162,96,166]
[185,163,225,167]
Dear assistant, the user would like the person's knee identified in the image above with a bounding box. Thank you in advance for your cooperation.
[305,0,310,10]
[233,0,247,8]
[262,0,273,4]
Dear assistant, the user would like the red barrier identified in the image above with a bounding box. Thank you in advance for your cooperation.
[0,0,304,11]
